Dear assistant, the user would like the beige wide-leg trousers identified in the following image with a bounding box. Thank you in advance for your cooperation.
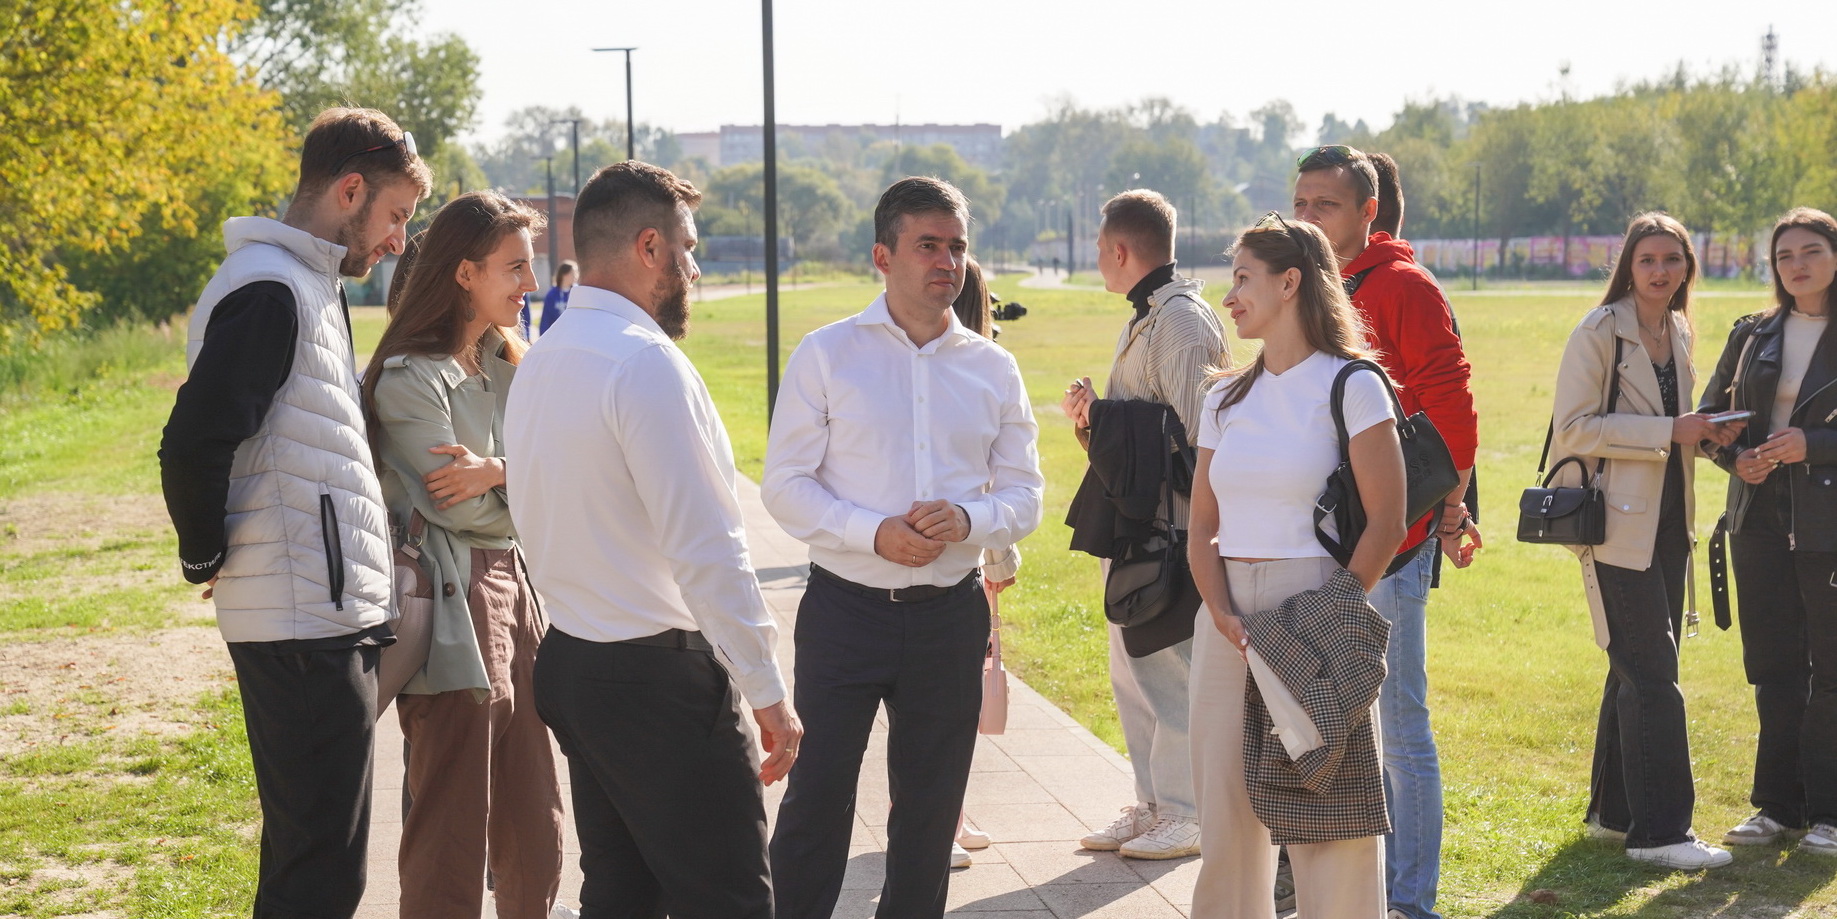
[1188,556,1385,919]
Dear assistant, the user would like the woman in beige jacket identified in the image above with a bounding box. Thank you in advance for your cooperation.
[360,192,568,919]
[1549,213,1743,871]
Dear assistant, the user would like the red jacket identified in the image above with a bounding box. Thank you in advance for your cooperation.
[1342,233,1478,547]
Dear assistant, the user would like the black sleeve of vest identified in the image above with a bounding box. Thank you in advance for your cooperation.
[159,282,298,583]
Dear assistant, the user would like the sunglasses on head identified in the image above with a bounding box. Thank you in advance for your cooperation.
[1296,144,1356,167]
[332,132,418,178]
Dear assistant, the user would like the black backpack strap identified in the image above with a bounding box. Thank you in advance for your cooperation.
[1343,266,1378,298]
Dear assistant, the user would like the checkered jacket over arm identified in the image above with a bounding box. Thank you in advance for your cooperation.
[1239,567,1392,844]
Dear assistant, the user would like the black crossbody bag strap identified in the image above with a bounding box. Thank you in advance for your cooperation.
[1537,336,1624,481]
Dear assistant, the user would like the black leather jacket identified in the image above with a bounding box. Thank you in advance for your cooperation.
[1697,308,1837,551]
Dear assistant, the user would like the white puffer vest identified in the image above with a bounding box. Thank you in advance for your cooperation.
[187,217,395,641]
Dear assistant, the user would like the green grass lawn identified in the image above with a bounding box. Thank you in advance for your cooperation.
[6,278,1835,917]
[678,278,1837,917]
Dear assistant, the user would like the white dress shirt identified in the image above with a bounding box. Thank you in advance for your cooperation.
[503,285,786,708]
[762,294,1044,589]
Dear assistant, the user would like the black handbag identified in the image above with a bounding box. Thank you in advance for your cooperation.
[1314,359,1461,576]
[1104,411,1196,627]
[1516,339,1621,546]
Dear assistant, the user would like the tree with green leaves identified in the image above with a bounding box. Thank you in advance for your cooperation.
[701,162,856,259]
[230,0,481,160]
[0,0,292,338]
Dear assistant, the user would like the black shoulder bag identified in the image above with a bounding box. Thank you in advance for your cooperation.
[1516,338,1621,546]
[1314,359,1460,576]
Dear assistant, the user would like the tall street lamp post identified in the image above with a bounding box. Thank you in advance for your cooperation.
[550,118,582,193]
[591,47,638,160]
[762,1,782,423]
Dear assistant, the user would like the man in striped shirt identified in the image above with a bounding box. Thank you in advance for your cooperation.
[1063,189,1229,860]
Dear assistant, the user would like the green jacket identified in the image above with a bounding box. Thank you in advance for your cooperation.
[372,332,521,698]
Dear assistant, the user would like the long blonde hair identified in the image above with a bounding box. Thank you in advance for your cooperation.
[1208,216,1374,414]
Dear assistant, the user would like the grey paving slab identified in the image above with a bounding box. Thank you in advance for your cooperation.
[357,475,1192,918]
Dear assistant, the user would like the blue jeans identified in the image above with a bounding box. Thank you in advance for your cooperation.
[1367,543,1442,919]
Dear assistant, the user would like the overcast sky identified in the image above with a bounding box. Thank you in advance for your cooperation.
[422,0,1836,146]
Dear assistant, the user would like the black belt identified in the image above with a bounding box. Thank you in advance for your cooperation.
[809,564,978,603]
[617,628,712,652]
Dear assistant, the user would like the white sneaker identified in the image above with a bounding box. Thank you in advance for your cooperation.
[1080,802,1153,851]
[1119,813,1201,859]
[1627,839,1733,869]
[549,905,580,919]
[950,841,972,868]
[957,821,991,850]
[1723,812,1789,846]
[1800,822,1837,856]
[1584,817,1627,842]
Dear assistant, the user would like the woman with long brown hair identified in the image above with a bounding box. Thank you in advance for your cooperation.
[1552,212,1740,870]
[1699,207,1837,858]
[1186,214,1405,919]
[360,190,568,918]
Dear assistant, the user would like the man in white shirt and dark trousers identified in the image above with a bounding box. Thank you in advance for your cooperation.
[764,177,1044,919]
[505,161,803,919]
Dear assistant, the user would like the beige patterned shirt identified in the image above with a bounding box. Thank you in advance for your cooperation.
[1103,274,1230,530]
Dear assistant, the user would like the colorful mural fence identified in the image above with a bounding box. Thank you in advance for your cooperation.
[1412,232,1766,280]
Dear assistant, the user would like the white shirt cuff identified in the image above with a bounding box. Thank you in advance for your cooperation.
[732,662,788,710]
[843,507,884,555]
[962,499,996,547]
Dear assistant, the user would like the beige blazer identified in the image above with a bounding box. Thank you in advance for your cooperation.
[1550,299,1700,647]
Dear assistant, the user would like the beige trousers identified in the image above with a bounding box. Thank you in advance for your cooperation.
[1188,556,1385,919]
[396,547,563,919]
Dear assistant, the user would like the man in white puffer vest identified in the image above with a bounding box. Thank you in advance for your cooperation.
[160,107,430,918]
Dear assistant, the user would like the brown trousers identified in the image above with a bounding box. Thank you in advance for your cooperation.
[397,547,564,919]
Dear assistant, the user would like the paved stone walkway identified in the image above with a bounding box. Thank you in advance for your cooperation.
[357,477,1198,918]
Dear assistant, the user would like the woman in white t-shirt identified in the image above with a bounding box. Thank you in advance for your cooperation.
[1185,214,1406,919]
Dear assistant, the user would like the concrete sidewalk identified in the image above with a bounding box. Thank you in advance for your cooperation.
[357,477,1197,918]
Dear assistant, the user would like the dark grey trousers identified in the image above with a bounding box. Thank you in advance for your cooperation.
[226,642,380,919]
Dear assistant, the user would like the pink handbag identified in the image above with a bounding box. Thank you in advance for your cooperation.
[979,584,1009,735]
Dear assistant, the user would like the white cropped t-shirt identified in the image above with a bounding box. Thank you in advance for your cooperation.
[1196,351,1397,559]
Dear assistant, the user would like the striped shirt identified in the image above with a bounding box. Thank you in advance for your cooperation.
[1102,271,1230,530]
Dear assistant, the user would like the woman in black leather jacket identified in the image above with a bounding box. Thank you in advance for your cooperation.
[1697,207,1837,858]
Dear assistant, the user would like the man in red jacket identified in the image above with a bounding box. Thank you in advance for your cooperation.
[1292,145,1479,919]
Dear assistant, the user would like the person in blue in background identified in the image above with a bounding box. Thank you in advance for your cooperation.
[519,259,576,338]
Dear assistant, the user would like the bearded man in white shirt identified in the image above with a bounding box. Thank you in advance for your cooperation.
[505,161,802,919]
[763,177,1044,919]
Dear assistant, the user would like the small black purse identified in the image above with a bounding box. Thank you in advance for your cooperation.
[1314,359,1461,576]
[1516,339,1621,546]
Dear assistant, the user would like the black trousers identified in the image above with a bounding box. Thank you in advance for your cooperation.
[533,627,771,919]
[226,642,380,919]
[770,571,987,919]
[1730,478,1837,828]
[1586,469,1696,849]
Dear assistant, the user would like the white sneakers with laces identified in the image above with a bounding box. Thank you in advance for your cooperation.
[1080,802,1154,851]
[1119,813,1201,860]
[1723,812,1790,846]
[1801,822,1837,856]
[1626,839,1733,870]
[950,841,973,869]
[549,904,581,919]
